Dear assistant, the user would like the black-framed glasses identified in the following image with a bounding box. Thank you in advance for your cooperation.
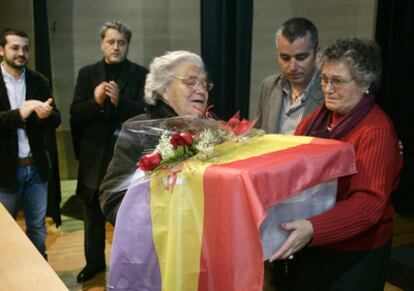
[319,74,353,90]
[174,76,214,91]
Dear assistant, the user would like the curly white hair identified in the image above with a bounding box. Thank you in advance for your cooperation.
[144,50,205,104]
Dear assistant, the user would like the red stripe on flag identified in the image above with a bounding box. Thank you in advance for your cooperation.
[198,141,356,291]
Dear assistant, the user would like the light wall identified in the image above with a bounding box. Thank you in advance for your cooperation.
[0,1,377,179]
[48,0,201,132]
[47,0,200,178]
[0,1,35,68]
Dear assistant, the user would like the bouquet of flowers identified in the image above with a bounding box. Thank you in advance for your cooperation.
[138,112,262,173]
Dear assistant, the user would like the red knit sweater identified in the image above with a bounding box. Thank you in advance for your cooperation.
[295,105,403,251]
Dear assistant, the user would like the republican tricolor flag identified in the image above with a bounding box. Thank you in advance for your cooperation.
[108,134,356,291]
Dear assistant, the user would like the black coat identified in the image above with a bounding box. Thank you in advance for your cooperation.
[70,59,148,203]
[0,68,61,222]
[99,101,178,225]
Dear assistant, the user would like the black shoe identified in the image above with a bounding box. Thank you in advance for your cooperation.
[76,266,106,283]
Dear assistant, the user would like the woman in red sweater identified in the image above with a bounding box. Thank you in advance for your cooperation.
[268,38,403,290]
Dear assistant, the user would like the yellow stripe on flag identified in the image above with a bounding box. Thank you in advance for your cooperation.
[150,134,313,290]
[211,134,313,164]
[150,161,208,291]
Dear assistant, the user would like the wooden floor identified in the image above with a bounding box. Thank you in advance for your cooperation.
[14,180,414,291]
[16,180,112,291]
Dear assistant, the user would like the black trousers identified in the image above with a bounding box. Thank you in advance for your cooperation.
[83,197,106,270]
[265,241,392,291]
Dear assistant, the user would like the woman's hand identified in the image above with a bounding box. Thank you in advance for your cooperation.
[269,219,314,262]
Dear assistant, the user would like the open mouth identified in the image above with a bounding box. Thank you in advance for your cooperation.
[190,99,206,109]
[190,100,206,111]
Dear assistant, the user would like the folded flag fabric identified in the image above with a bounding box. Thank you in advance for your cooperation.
[108,134,356,291]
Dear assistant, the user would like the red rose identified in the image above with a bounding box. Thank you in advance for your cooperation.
[179,133,193,145]
[226,112,259,136]
[138,151,162,172]
[227,116,240,128]
[227,111,241,128]
[170,133,192,149]
[232,118,250,136]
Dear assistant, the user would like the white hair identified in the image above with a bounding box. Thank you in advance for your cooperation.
[144,50,205,104]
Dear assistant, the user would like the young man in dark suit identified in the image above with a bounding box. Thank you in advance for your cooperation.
[0,28,61,259]
[70,20,148,283]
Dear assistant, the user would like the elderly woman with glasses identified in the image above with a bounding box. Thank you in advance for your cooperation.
[267,38,403,290]
[99,50,213,225]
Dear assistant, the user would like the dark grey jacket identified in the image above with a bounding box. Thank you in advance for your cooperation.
[99,101,178,225]
[256,72,324,133]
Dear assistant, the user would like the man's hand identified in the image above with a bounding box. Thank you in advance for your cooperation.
[19,98,54,120]
[105,81,120,106]
[269,219,313,262]
[19,100,38,119]
[94,82,107,106]
[34,98,54,119]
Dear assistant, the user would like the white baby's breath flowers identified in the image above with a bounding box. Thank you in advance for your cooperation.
[156,133,175,159]
[194,128,230,159]
[194,140,215,158]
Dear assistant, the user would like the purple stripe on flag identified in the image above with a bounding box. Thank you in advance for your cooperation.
[108,179,161,291]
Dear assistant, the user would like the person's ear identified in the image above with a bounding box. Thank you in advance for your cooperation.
[160,87,169,101]
[100,41,104,53]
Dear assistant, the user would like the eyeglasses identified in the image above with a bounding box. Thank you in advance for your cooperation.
[319,74,353,89]
[174,76,214,91]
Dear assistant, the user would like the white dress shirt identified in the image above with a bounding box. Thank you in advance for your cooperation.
[1,62,31,158]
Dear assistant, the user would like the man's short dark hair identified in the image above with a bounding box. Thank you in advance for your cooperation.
[0,28,29,47]
[276,17,319,53]
[100,20,132,44]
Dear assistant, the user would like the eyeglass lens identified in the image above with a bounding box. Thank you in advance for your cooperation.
[181,77,214,91]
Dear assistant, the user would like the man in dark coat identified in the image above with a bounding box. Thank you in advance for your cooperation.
[70,20,148,283]
[0,28,61,259]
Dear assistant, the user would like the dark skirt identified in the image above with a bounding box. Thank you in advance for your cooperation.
[264,240,392,291]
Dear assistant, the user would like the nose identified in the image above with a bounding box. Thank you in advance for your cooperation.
[191,80,209,93]
[194,83,207,94]
[113,42,119,50]
[323,80,335,93]
[288,58,297,71]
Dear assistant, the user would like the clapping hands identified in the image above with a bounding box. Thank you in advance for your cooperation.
[19,98,54,119]
[94,81,120,107]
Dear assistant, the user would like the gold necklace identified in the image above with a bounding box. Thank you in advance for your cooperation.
[291,90,304,102]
